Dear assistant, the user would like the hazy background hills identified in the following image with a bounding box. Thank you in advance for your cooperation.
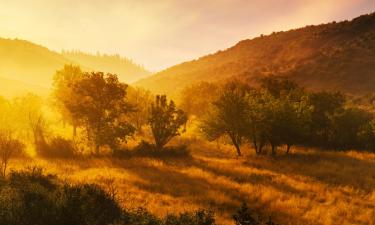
[136,13,375,96]
[0,38,150,97]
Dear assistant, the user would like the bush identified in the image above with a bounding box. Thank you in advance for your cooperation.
[0,167,121,225]
[132,140,190,158]
[233,202,278,225]
[0,169,280,225]
[164,210,216,225]
[37,136,76,158]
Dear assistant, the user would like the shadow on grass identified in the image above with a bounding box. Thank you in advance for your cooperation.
[244,150,375,192]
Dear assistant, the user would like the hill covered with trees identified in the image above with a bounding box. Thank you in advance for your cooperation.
[0,38,150,96]
[136,12,375,96]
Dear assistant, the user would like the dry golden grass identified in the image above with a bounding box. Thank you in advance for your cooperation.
[8,139,375,225]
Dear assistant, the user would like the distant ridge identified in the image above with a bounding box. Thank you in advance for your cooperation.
[0,38,151,90]
[136,12,375,96]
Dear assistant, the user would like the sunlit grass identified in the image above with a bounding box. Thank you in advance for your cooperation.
[8,139,375,225]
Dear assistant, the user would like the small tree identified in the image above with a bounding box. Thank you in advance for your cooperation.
[201,81,251,156]
[149,95,187,150]
[53,64,84,139]
[0,130,24,177]
[127,87,153,132]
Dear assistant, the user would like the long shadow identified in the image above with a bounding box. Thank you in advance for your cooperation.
[108,157,312,225]
[244,151,375,193]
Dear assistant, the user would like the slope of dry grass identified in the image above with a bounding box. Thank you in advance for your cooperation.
[8,140,375,225]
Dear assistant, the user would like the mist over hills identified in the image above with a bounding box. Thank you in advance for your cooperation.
[136,12,375,96]
[0,38,150,97]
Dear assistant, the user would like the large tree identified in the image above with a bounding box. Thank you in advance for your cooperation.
[64,72,135,153]
[149,95,187,150]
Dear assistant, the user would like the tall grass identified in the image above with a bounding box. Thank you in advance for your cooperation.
[8,139,375,225]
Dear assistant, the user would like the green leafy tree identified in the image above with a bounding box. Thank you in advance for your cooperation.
[149,95,187,150]
[53,64,84,138]
[308,91,345,146]
[127,87,153,132]
[201,81,251,156]
[330,108,373,149]
[65,72,135,153]
[179,81,219,118]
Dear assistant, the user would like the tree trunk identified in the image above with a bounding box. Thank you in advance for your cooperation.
[271,144,276,155]
[253,140,259,155]
[95,144,100,155]
[286,144,291,154]
[73,125,77,140]
[229,134,242,156]
[234,142,242,156]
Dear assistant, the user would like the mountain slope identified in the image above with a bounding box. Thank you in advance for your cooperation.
[0,38,150,88]
[136,12,375,96]
[0,76,49,98]
[62,51,150,83]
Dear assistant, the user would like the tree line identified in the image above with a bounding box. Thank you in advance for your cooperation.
[182,77,375,156]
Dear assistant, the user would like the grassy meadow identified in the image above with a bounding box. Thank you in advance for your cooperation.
[8,136,375,225]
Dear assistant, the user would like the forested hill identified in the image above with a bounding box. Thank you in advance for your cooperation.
[0,38,150,89]
[136,12,375,96]
[61,51,150,83]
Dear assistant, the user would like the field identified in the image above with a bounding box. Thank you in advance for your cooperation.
[9,138,375,225]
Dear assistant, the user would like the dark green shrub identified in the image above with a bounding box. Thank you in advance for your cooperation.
[38,136,76,158]
[164,210,216,225]
[133,141,190,158]
[233,202,278,225]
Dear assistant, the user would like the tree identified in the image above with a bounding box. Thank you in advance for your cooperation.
[308,91,345,146]
[201,81,251,156]
[330,108,373,149]
[259,76,299,99]
[127,87,153,132]
[53,64,84,138]
[11,94,48,153]
[179,81,219,118]
[149,95,187,150]
[245,90,270,155]
[0,130,24,177]
[64,72,135,153]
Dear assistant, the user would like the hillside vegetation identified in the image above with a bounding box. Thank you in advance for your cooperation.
[136,13,375,96]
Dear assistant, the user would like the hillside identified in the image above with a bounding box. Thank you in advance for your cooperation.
[136,13,375,96]
[62,51,150,83]
[0,76,49,98]
[0,38,150,89]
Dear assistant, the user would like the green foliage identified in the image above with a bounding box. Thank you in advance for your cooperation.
[127,87,153,132]
[0,168,225,225]
[201,81,251,156]
[38,136,76,158]
[53,64,84,137]
[233,202,278,225]
[201,77,375,154]
[59,71,135,153]
[164,210,216,225]
[0,167,121,225]
[149,95,187,150]
[180,82,219,118]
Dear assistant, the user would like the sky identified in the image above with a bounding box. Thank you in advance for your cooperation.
[1,0,375,72]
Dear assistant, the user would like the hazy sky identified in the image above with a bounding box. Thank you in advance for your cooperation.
[1,0,375,71]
